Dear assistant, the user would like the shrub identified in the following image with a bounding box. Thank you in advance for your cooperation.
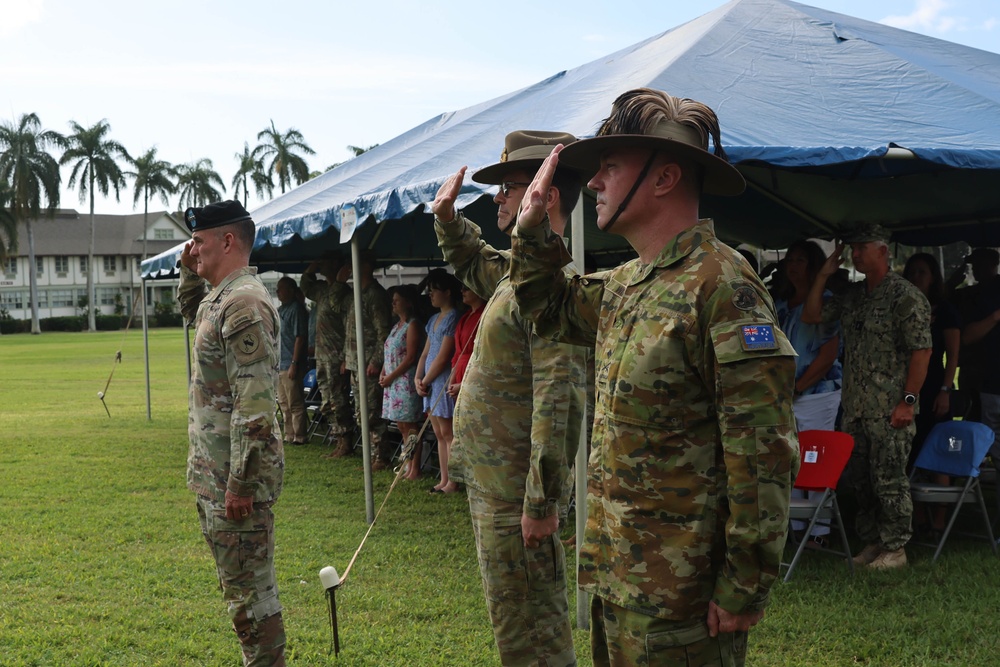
[95,315,124,331]
[40,316,84,332]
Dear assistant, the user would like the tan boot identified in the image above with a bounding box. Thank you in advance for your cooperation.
[371,458,388,472]
[867,548,907,570]
[329,435,353,458]
[852,543,882,566]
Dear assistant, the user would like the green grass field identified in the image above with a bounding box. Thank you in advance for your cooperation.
[1,330,998,666]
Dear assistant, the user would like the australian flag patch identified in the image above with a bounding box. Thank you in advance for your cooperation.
[740,324,778,351]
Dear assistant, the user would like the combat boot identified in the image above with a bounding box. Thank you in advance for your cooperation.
[867,548,907,570]
[371,458,388,472]
[851,543,881,566]
[330,435,353,458]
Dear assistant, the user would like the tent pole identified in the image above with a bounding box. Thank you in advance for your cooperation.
[352,235,376,525]
[570,193,590,630]
[142,278,151,421]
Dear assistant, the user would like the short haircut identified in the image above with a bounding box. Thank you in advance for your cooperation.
[553,167,582,220]
[218,219,256,252]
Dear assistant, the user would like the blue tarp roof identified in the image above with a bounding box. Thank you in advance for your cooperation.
[143,0,1000,278]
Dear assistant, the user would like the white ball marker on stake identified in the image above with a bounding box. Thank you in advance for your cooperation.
[319,566,341,656]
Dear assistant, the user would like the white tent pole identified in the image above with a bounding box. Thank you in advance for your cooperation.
[142,278,151,421]
[352,235,375,524]
[570,193,590,630]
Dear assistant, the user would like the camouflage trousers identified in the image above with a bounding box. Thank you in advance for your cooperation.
[468,489,576,667]
[196,496,286,667]
[590,596,748,667]
[349,369,390,461]
[315,356,353,437]
[843,417,914,551]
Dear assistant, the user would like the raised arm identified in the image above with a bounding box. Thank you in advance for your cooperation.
[801,243,843,324]
[432,167,509,299]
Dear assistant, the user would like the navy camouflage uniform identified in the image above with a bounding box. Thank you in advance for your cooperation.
[822,271,932,551]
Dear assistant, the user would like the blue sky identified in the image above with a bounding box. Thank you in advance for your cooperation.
[1,0,997,215]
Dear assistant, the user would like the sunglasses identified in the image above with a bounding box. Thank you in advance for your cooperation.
[499,181,530,197]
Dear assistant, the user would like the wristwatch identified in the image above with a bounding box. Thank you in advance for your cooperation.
[903,392,918,406]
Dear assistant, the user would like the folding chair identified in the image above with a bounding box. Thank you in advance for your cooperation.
[782,429,855,582]
[909,420,998,562]
[302,368,325,440]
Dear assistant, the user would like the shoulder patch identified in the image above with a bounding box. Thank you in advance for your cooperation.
[740,324,779,351]
[732,285,758,311]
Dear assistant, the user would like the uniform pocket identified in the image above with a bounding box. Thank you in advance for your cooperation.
[486,514,530,601]
[646,623,724,665]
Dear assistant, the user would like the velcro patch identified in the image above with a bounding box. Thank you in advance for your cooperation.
[739,324,778,351]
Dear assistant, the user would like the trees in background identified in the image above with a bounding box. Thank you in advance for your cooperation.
[61,119,130,332]
[252,120,315,195]
[176,158,225,209]
[0,113,63,334]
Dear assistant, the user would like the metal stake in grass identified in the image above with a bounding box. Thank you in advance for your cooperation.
[319,566,341,656]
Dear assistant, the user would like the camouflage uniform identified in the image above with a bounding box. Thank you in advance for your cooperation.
[510,218,798,666]
[178,264,286,667]
[822,271,932,551]
[301,272,354,438]
[344,279,392,461]
[437,211,586,667]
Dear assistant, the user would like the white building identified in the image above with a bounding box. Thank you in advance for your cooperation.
[1,209,190,321]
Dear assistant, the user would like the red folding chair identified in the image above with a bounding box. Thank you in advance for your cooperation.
[782,430,855,582]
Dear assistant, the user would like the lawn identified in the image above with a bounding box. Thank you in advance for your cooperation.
[1,330,998,666]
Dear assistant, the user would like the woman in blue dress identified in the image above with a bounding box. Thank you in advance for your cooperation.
[774,240,843,548]
[416,269,462,493]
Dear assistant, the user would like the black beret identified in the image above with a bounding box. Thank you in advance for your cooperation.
[184,200,253,232]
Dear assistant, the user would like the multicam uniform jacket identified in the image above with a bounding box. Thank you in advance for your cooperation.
[343,281,392,373]
[436,212,586,519]
[301,272,352,364]
[821,271,932,421]
[178,265,284,505]
[510,218,799,620]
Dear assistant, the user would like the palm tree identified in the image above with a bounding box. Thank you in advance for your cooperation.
[0,113,63,334]
[126,147,177,261]
[231,142,272,208]
[61,119,130,332]
[326,143,380,171]
[0,180,17,263]
[176,158,225,209]
[252,120,315,194]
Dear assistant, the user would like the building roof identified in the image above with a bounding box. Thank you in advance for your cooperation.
[13,209,189,258]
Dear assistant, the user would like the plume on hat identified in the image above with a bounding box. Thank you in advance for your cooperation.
[597,88,729,161]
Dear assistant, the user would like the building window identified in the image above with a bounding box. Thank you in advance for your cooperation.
[80,256,89,273]
[36,257,44,276]
[154,228,173,240]
[1,290,25,309]
[49,289,74,308]
[103,256,117,272]
[98,287,119,306]
[3,257,15,275]
[55,256,69,274]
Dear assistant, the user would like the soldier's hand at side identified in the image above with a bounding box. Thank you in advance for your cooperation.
[340,361,347,375]
[225,490,254,521]
[431,167,466,224]
[890,402,915,429]
[517,146,563,229]
[180,241,197,272]
[707,601,764,637]
[522,513,559,548]
[366,363,379,377]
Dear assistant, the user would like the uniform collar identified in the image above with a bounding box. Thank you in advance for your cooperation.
[207,265,257,300]
[626,219,716,285]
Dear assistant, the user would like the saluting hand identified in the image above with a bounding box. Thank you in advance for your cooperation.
[180,241,197,272]
[431,167,466,224]
[818,242,845,279]
[517,145,563,229]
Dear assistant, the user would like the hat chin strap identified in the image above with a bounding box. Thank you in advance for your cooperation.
[602,151,657,233]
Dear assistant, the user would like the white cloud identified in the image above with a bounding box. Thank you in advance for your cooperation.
[0,0,43,37]
[881,0,968,33]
